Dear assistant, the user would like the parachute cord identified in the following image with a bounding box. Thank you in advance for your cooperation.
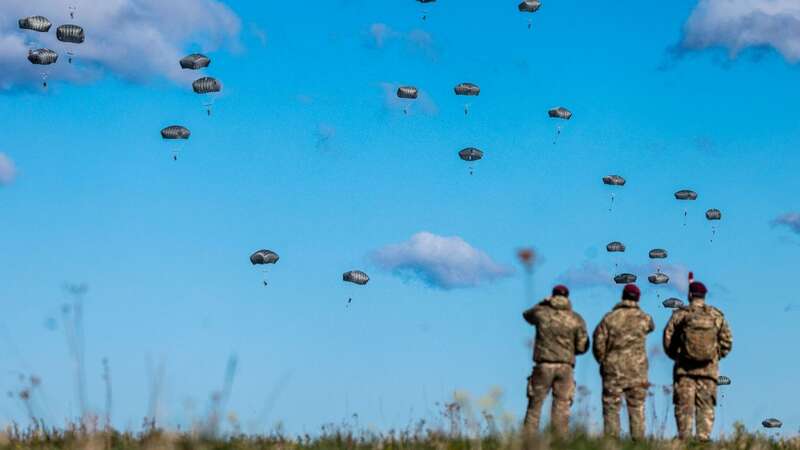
[719,393,726,439]
[683,209,687,226]
[609,193,615,212]
[528,19,532,30]
[711,226,717,243]
[553,126,561,145]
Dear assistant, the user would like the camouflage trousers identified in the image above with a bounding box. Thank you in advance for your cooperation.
[674,376,717,441]
[601,382,647,440]
[523,362,575,435]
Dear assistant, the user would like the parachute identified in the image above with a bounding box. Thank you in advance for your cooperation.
[454,83,480,114]
[161,126,191,160]
[56,24,85,64]
[343,270,370,285]
[614,273,637,284]
[762,418,782,429]
[606,242,625,252]
[180,54,211,70]
[458,147,483,175]
[27,49,57,65]
[649,249,668,259]
[706,208,722,242]
[602,175,625,186]
[675,190,698,200]
[250,250,279,265]
[648,273,669,285]
[27,49,58,87]
[603,175,625,211]
[675,190,698,226]
[56,24,85,44]
[518,0,542,29]
[717,376,732,386]
[663,298,684,309]
[193,77,222,116]
[396,86,418,114]
[250,249,279,286]
[548,107,572,144]
[19,16,51,32]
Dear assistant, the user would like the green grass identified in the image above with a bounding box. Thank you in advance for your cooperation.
[0,423,796,450]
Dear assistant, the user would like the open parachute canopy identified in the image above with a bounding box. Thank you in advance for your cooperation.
[250,250,279,265]
[548,107,572,120]
[343,270,370,285]
[663,298,684,309]
[675,190,698,200]
[518,0,542,12]
[762,418,782,429]
[454,83,480,96]
[161,126,190,140]
[193,77,222,94]
[648,273,669,285]
[606,241,626,252]
[603,175,626,186]
[614,273,637,284]
[649,249,668,259]
[180,53,211,70]
[717,376,732,386]
[459,147,483,162]
[28,49,58,65]
[56,25,85,44]
[706,209,722,220]
[417,0,436,3]
[19,16,51,32]
[397,86,419,99]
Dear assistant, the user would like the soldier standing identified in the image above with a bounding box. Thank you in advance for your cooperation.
[663,274,733,441]
[592,284,654,440]
[522,285,589,435]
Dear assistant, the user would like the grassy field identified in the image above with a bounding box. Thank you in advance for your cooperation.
[0,423,796,450]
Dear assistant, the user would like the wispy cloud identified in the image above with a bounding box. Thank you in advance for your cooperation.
[365,23,438,60]
[249,23,268,47]
[0,153,16,185]
[370,231,513,290]
[772,212,800,234]
[0,0,241,90]
[674,0,800,63]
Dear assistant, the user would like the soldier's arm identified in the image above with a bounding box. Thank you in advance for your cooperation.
[522,305,539,326]
[718,315,733,358]
[575,315,590,355]
[592,320,607,363]
[662,313,679,360]
[646,314,655,334]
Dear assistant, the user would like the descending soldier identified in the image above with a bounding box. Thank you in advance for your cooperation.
[592,284,654,440]
[522,285,589,435]
[663,275,733,441]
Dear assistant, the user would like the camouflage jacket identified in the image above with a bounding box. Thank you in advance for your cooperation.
[592,299,655,387]
[523,295,589,366]
[663,300,733,379]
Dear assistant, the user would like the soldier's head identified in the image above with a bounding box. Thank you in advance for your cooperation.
[552,284,569,298]
[622,283,641,302]
[688,281,708,301]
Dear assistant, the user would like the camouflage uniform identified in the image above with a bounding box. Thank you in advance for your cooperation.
[522,295,589,435]
[592,299,655,440]
[663,299,733,441]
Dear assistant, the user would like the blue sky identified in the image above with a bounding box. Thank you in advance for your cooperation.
[1,0,800,438]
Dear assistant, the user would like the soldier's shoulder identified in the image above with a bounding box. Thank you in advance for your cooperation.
[570,309,587,324]
[707,305,726,317]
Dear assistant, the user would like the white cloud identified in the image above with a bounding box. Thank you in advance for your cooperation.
[0,153,16,185]
[366,23,438,60]
[773,212,800,234]
[371,231,513,290]
[0,0,241,90]
[679,0,800,62]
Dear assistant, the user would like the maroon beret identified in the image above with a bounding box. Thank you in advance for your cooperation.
[689,281,708,297]
[552,285,570,297]
[622,283,641,301]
